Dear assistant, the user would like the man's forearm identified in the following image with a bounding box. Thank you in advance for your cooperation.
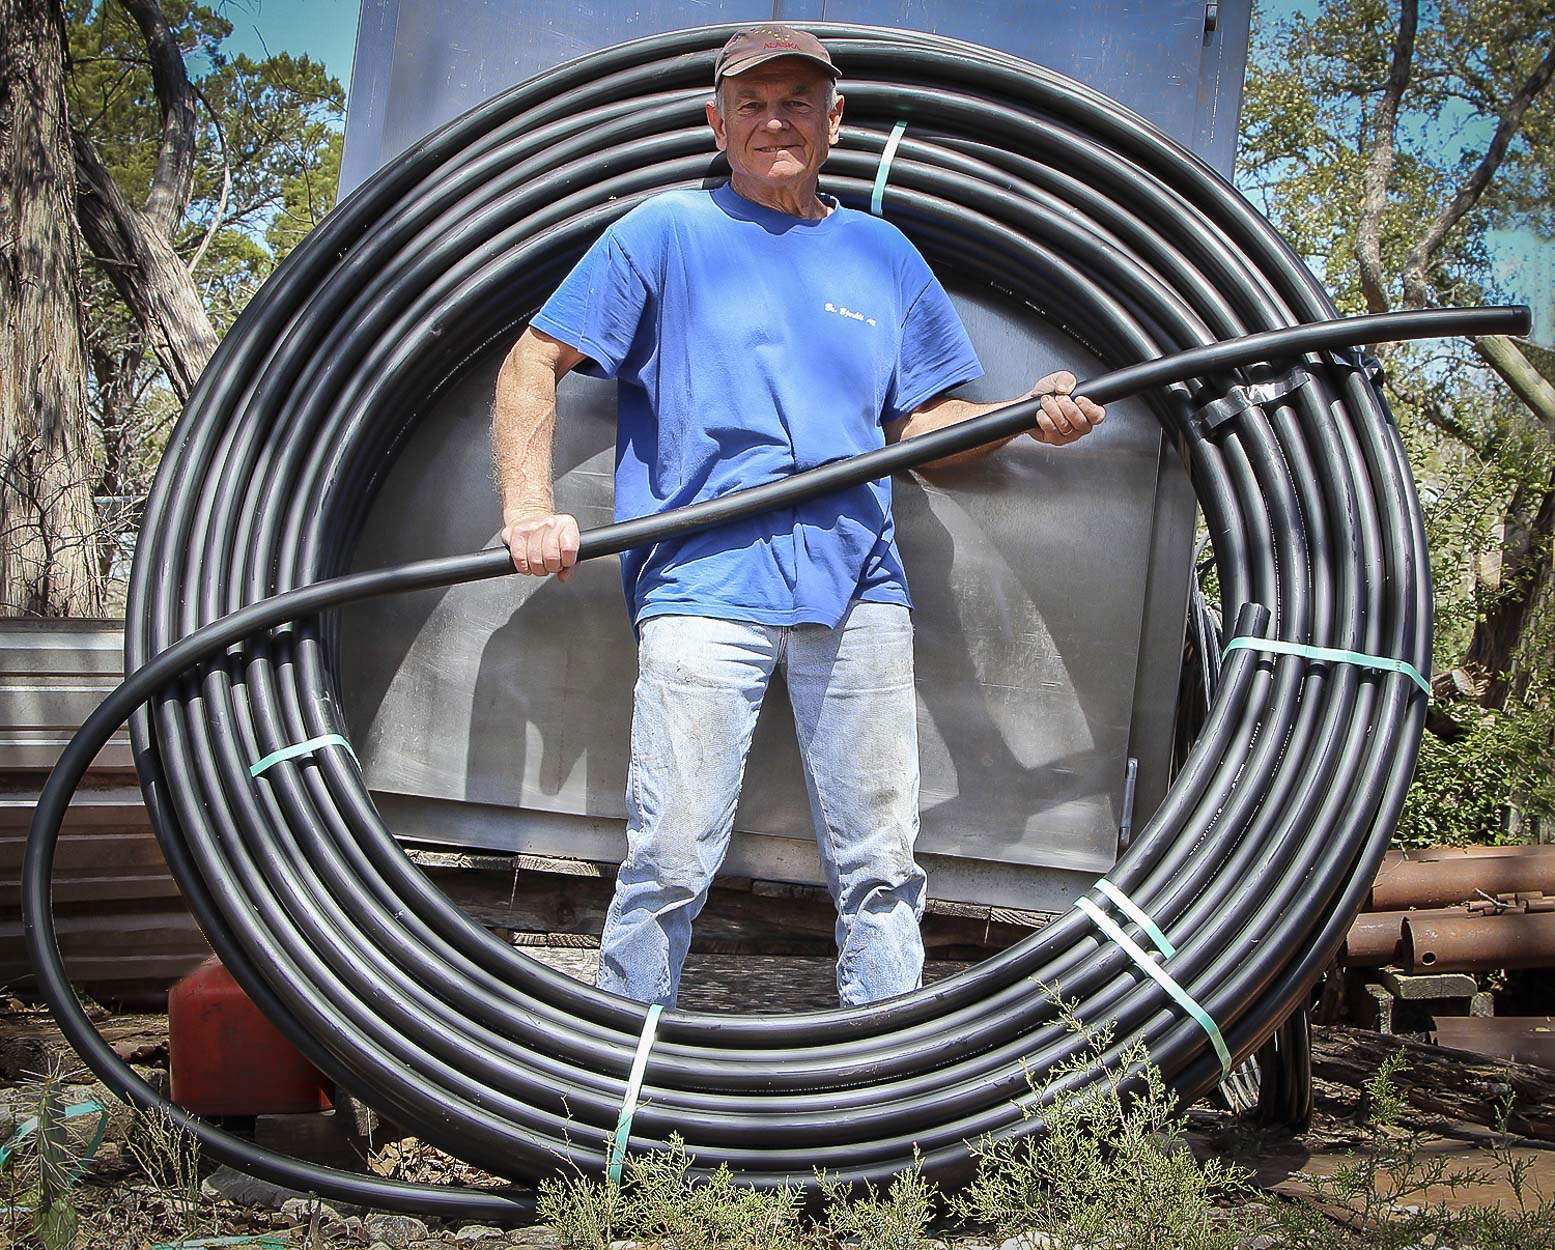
[886,394,1023,469]
[493,338,561,521]
[885,370,1105,470]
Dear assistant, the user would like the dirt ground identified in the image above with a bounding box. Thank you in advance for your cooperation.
[3,999,1554,1249]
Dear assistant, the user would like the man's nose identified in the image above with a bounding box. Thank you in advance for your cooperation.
[764,113,789,129]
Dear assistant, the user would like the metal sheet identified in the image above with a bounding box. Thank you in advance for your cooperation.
[341,279,1166,891]
[0,624,209,995]
[341,1,1252,194]
[333,0,1251,906]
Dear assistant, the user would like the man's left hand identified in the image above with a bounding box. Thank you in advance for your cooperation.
[1027,371,1105,446]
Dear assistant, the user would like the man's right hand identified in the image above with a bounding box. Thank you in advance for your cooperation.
[502,512,581,582]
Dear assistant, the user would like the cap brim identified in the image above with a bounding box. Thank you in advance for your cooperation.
[718,51,840,81]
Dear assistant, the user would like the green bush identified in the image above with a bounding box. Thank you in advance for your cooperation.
[948,1003,1262,1250]
[1398,698,1554,846]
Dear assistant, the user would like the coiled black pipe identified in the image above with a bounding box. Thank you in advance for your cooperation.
[23,22,1531,1218]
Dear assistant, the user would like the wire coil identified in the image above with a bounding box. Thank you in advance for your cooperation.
[24,23,1525,1218]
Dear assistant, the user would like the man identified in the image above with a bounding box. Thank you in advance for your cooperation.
[492,25,1103,1009]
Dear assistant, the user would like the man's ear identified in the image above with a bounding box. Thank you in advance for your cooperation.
[828,92,845,145]
[706,99,728,152]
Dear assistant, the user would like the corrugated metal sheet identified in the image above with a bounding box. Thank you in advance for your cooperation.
[0,620,209,1002]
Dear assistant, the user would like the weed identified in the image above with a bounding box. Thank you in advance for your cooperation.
[538,1133,811,1250]
[819,1150,940,1250]
[125,1105,206,1242]
[948,993,1262,1250]
[1260,1048,1555,1249]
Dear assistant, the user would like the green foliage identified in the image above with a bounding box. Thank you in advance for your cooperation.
[1398,695,1555,844]
[948,1000,1261,1250]
[1239,1,1555,845]
[819,1152,940,1250]
[537,1135,813,1250]
[1239,0,1553,311]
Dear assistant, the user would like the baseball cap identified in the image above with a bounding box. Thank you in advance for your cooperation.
[714,25,840,83]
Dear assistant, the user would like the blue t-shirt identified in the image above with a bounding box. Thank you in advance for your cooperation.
[530,182,982,629]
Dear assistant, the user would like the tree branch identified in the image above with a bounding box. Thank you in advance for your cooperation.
[73,127,217,400]
[1391,377,1488,457]
[116,0,198,236]
[1474,334,1555,434]
[185,80,229,275]
[1402,37,1555,307]
[1355,0,1417,316]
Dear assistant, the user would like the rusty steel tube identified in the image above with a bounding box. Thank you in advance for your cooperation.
[1403,910,1555,973]
[1370,844,1555,911]
[1345,910,1410,966]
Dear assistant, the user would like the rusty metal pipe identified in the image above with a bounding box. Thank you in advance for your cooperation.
[1370,844,1555,910]
[1402,910,1555,973]
[1345,911,1410,966]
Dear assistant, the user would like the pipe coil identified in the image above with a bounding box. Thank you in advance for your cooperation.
[24,22,1532,1218]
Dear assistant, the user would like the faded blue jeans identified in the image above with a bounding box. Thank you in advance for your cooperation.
[597,601,926,1008]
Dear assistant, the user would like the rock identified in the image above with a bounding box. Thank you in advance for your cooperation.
[511,1224,562,1248]
[281,1196,347,1223]
[999,1234,1059,1250]
[201,1164,312,1209]
[364,1211,434,1245]
[456,1227,508,1241]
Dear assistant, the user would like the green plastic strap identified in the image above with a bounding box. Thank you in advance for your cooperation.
[870,121,908,215]
[1074,896,1232,1078]
[152,1238,288,1249]
[0,1099,110,1179]
[607,1003,663,1185]
[1222,636,1430,695]
[249,732,359,778]
[1093,879,1175,958]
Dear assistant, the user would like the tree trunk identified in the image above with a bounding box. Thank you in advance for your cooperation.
[0,0,102,617]
[73,131,217,402]
[1461,481,1555,709]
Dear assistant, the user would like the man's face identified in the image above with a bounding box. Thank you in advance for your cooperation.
[706,59,844,194]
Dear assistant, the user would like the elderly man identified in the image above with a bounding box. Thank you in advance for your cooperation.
[493,25,1103,1009]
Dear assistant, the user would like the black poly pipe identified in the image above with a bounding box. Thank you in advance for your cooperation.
[22,22,1533,1217]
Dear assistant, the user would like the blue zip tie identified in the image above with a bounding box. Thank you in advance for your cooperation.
[1075,896,1232,1078]
[607,1003,663,1185]
[870,121,908,216]
[1222,636,1430,695]
[1093,879,1176,958]
[249,733,360,778]
[0,1099,110,1179]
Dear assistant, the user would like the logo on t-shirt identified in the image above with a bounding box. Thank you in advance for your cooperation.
[824,301,877,327]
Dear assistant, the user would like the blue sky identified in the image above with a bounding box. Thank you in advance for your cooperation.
[216,0,361,95]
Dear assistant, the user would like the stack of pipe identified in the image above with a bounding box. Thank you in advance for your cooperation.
[1345,845,1555,973]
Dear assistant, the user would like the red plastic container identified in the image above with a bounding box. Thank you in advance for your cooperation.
[168,957,332,1116]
